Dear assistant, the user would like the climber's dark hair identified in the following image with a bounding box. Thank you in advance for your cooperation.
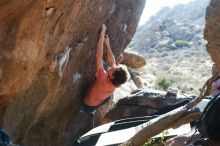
[111,67,128,86]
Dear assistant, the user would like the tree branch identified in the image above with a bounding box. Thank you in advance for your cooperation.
[120,77,214,146]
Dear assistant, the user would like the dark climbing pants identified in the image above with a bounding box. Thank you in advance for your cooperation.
[81,96,112,114]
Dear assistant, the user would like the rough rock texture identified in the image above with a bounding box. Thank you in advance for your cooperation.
[121,51,146,68]
[129,69,145,88]
[0,0,145,145]
[205,0,220,75]
[101,89,191,124]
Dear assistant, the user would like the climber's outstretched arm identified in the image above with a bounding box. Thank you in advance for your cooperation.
[96,24,106,70]
[105,35,116,68]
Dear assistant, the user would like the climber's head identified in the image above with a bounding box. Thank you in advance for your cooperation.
[107,66,128,86]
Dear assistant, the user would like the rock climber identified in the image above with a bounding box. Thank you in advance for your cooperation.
[82,24,128,113]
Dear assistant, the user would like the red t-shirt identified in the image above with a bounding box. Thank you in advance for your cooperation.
[83,67,117,106]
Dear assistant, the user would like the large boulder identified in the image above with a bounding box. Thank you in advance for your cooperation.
[101,89,191,124]
[121,51,146,68]
[0,0,145,145]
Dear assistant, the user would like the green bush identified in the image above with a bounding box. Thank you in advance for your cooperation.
[175,40,191,48]
[155,77,171,91]
[143,130,169,146]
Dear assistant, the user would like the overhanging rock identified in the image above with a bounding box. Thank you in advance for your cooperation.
[0,0,145,145]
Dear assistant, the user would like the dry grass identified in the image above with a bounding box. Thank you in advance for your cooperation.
[137,47,212,95]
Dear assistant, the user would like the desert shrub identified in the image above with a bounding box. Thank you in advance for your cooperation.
[160,52,169,57]
[172,71,182,76]
[181,85,189,93]
[143,130,169,146]
[161,64,171,71]
[165,58,174,64]
[175,40,191,48]
[155,77,171,90]
[149,48,158,53]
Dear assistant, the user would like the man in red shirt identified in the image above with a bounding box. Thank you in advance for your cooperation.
[82,24,128,113]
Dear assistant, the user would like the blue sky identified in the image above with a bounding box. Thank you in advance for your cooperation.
[139,0,194,25]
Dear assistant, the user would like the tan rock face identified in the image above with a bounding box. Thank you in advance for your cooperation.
[122,51,146,68]
[205,0,220,75]
[0,0,145,145]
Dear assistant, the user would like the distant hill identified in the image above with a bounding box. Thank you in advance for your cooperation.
[129,0,210,53]
[127,0,212,95]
